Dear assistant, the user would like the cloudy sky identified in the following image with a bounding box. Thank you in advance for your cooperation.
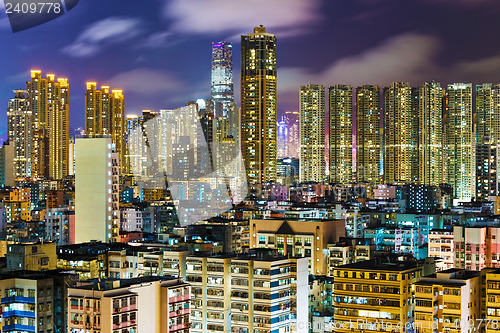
[1,0,500,133]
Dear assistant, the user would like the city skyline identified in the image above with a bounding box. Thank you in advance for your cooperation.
[2,0,500,134]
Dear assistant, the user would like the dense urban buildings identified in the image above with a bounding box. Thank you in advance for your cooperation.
[240,25,277,184]
[5,15,500,333]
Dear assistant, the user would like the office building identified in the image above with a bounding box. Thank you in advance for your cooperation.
[186,253,308,333]
[418,82,444,185]
[26,70,69,179]
[383,82,417,183]
[356,85,381,184]
[329,85,353,183]
[211,41,234,118]
[74,137,119,243]
[85,83,125,173]
[447,83,473,200]
[300,84,326,183]
[241,25,277,184]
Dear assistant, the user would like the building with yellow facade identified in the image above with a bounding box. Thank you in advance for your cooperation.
[333,259,428,333]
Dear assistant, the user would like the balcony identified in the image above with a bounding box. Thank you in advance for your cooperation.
[3,324,36,333]
[169,308,190,317]
[2,310,36,318]
[169,294,190,303]
[113,304,137,314]
[113,320,137,330]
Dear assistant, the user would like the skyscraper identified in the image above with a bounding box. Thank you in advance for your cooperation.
[211,41,233,118]
[383,82,416,183]
[356,85,381,184]
[300,84,326,183]
[85,83,125,173]
[7,90,31,178]
[476,83,500,145]
[241,25,277,184]
[447,83,473,200]
[277,117,289,159]
[26,70,69,179]
[75,137,119,243]
[418,82,444,185]
[329,85,353,183]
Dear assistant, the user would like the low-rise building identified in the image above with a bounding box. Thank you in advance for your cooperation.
[67,276,190,333]
[333,259,431,333]
[0,270,78,333]
[186,253,309,333]
[250,218,345,275]
[414,269,480,333]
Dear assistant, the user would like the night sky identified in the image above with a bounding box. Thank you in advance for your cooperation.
[1,0,500,135]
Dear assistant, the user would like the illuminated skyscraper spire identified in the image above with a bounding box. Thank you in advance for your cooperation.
[211,41,234,118]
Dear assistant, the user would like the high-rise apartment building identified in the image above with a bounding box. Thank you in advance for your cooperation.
[476,137,498,199]
[7,90,31,178]
[329,85,353,183]
[418,82,444,185]
[26,70,69,179]
[356,85,380,184]
[241,25,277,184]
[85,83,125,173]
[476,83,500,145]
[383,82,417,183]
[300,84,326,183]
[75,137,119,243]
[211,41,234,118]
[447,83,473,200]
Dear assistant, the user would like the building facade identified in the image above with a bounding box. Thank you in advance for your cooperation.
[74,137,119,243]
